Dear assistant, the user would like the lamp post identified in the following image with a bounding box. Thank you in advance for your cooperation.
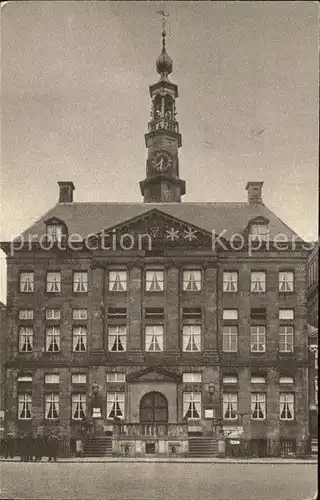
[207,383,225,457]
[207,383,216,433]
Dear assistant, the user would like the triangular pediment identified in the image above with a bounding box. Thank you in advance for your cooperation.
[127,366,181,383]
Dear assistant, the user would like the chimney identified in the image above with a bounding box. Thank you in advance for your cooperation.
[245,181,263,204]
[58,181,75,203]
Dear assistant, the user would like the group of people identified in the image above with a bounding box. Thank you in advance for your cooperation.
[2,431,60,462]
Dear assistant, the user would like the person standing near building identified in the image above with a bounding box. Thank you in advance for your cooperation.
[34,433,43,462]
[4,433,15,459]
[47,431,60,462]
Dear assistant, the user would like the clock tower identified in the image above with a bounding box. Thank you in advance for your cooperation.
[139,27,186,203]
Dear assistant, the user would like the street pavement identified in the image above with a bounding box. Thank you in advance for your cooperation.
[0,462,317,500]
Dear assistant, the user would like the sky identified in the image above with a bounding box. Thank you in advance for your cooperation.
[0,1,318,303]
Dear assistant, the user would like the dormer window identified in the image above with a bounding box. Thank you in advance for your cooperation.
[251,224,269,241]
[47,224,63,242]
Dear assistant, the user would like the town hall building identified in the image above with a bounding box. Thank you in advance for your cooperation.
[0,28,311,458]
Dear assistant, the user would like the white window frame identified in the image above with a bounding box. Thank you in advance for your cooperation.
[106,373,126,383]
[72,374,87,384]
[182,270,202,292]
[46,308,61,320]
[20,272,34,293]
[223,309,238,320]
[108,270,127,292]
[279,326,294,353]
[46,272,61,293]
[17,375,32,382]
[73,326,87,352]
[279,309,294,320]
[47,224,63,242]
[250,326,266,352]
[183,392,201,420]
[182,325,201,352]
[145,325,164,352]
[279,272,294,292]
[107,393,125,419]
[223,376,238,384]
[251,272,266,293]
[182,373,202,383]
[19,327,33,352]
[19,309,34,320]
[73,271,88,293]
[279,376,294,384]
[108,326,127,352]
[250,224,269,241]
[145,270,164,292]
[251,376,266,384]
[46,326,61,352]
[18,393,32,420]
[251,393,266,420]
[72,309,88,320]
[72,393,86,420]
[223,393,238,420]
[223,272,238,292]
[45,393,60,419]
[279,393,294,420]
[45,374,60,384]
[223,326,238,352]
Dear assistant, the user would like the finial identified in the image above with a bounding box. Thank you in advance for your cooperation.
[156,10,172,77]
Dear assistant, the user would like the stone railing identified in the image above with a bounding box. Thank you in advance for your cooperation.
[148,119,179,133]
[113,423,188,439]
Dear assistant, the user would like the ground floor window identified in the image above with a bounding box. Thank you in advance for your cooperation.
[18,393,32,419]
[183,392,201,419]
[280,439,296,456]
[72,393,86,420]
[45,393,59,419]
[107,393,124,419]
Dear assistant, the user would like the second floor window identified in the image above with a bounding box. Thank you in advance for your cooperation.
[251,272,266,293]
[73,326,87,352]
[45,393,59,419]
[280,393,294,420]
[73,272,88,293]
[183,270,201,291]
[183,325,201,352]
[72,393,86,420]
[107,392,124,419]
[145,325,164,352]
[18,393,32,419]
[145,270,164,292]
[109,270,127,292]
[251,393,266,420]
[108,326,126,352]
[279,326,294,353]
[251,326,266,352]
[46,272,61,293]
[20,272,34,293]
[223,326,238,352]
[279,272,294,292]
[223,272,238,292]
[19,327,33,352]
[183,392,201,419]
[46,327,60,352]
[223,393,238,420]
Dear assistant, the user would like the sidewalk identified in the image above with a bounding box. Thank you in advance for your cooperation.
[1,456,317,464]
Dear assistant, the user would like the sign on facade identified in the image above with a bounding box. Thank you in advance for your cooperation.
[223,426,244,438]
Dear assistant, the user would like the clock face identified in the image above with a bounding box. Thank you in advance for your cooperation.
[151,150,173,173]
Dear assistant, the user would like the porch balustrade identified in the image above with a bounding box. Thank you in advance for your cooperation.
[113,422,188,438]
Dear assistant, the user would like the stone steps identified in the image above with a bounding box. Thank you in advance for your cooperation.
[188,437,218,457]
[83,437,112,457]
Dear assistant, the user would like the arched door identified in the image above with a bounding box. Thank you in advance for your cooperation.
[139,391,168,424]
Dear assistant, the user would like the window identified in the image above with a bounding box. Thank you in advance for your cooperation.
[223,393,238,420]
[145,270,164,292]
[46,309,61,320]
[280,393,294,420]
[46,326,60,352]
[183,392,201,419]
[280,439,296,456]
[107,308,127,320]
[72,394,86,420]
[107,373,126,383]
[45,374,59,384]
[108,326,127,351]
[182,325,201,352]
[145,308,164,320]
[251,272,266,293]
[107,393,124,419]
[182,373,202,383]
[72,374,87,384]
[73,309,88,320]
[19,309,34,320]
[279,326,294,352]
[223,272,238,292]
[46,272,61,293]
[251,393,266,420]
[183,270,201,291]
[109,270,127,292]
[251,326,266,352]
[145,325,164,351]
[45,393,59,419]
[17,374,32,382]
[251,375,266,384]
[279,376,294,384]
[182,308,202,320]
[279,272,294,292]
[73,272,88,293]
[279,309,294,320]
[251,308,267,321]
[47,224,63,242]
[223,309,238,320]
[223,326,238,352]
[250,224,269,241]
[73,326,87,352]
[223,375,238,384]
[19,327,33,352]
[20,272,34,293]
[18,393,32,419]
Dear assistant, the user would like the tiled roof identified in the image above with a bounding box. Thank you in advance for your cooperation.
[20,202,302,241]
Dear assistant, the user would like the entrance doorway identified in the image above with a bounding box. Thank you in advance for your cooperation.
[140,392,168,425]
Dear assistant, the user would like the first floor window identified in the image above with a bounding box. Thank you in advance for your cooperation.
[183,325,201,352]
[45,393,59,419]
[19,327,33,352]
[72,393,86,420]
[183,270,201,291]
[279,271,294,292]
[280,393,294,420]
[108,326,126,351]
[145,325,164,351]
[182,373,202,383]
[46,272,61,293]
[223,272,238,292]
[251,393,266,420]
[183,392,201,419]
[145,270,164,292]
[19,309,34,320]
[18,393,32,419]
[46,327,60,352]
[73,272,88,293]
[73,326,87,352]
[279,326,294,352]
[223,326,238,352]
[251,272,266,293]
[72,373,87,384]
[45,374,59,384]
[73,309,88,320]
[251,326,266,352]
[107,393,124,419]
[223,393,238,420]
[108,270,127,292]
[20,272,34,293]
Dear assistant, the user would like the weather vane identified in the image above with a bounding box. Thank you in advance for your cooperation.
[156,9,170,36]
